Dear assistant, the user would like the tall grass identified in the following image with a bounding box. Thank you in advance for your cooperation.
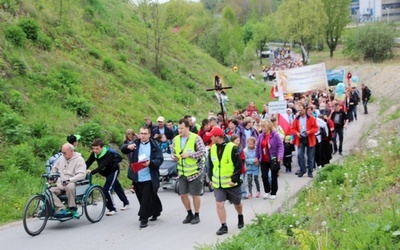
[202,137,400,249]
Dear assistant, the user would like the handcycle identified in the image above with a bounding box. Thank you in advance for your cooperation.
[23,173,106,236]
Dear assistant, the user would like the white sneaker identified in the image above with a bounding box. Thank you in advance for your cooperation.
[106,210,117,216]
[263,193,270,200]
[121,204,129,211]
[270,195,276,200]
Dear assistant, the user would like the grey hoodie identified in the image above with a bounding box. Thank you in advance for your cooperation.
[52,152,86,189]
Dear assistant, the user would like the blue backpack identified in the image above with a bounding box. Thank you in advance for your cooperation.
[107,147,122,164]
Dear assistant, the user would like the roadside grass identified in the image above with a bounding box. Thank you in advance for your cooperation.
[0,0,271,225]
[200,137,400,249]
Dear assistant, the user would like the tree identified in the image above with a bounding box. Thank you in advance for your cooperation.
[251,16,276,65]
[343,23,395,63]
[179,3,214,44]
[219,5,244,65]
[275,0,327,64]
[131,0,181,75]
[322,0,351,58]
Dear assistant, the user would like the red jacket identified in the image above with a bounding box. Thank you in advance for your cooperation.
[291,114,319,147]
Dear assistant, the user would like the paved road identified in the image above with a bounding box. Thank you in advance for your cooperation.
[0,104,375,250]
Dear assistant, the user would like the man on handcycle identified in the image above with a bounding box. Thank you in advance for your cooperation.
[50,143,86,218]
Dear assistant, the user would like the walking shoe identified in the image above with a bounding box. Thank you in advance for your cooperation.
[308,173,313,178]
[149,215,158,221]
[130,186,135,193]
[68,207,80,219]
[333,150,337,155]
[191,214,200,224]
[238,214,244,229]
[263,193,270,199]
[121,204,129,211]
[298,172,305,177]
[339,152,343,156]
[106,210,117,216]
[216,225,228,235]
[182,214,193,224]
[246,194,252,199]
[140,221,148,228]
[270,195,276,200]
[295,170,300,175]
[54,209,71,218]
[256,192,261,198]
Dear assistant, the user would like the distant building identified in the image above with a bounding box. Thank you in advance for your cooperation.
[350,0,400,22]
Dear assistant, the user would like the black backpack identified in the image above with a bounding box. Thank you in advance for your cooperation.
[319,126,328,139]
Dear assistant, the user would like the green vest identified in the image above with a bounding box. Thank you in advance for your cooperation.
[174,133,199,177]
[210,142,237,188]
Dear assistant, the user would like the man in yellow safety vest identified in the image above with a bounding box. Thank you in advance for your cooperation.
[207,126,244,235]
[172,118,206,225]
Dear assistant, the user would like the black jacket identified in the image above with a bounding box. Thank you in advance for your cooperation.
[86,149,118,177]
[121,138,163,192]
[151,126,174,141]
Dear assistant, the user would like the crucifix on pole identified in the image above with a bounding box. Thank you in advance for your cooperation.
[206,74,232,128]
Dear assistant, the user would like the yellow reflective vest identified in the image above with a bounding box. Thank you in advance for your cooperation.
[210,142,237,188]
[174,133,199,177]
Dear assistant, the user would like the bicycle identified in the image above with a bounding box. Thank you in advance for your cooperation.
[23,173,106,236]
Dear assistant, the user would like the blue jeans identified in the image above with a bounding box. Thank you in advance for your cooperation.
[352,105,358,120]
[240,173,247,197]
[333,127,344,153]
[297,141,315,174]
[363,100,369,114]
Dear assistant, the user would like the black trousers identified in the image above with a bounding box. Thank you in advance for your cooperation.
[260,161,278,195]
[133,180,162,222]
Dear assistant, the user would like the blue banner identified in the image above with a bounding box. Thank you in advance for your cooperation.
[326,69,345,86]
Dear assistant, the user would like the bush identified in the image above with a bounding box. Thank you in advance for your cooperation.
[4,25,26,47]
[18,18,39,40]
[32,136,63,159]
[64,95,93,117]
[77,122,105,147]
[1,143,39,174]
[36,32,53,50]
[88,48,101,59]
[343,23,395,62]
[0,112,30,143]
[30,121,49,138]
[10,57,27,75]
[103,58,115,72]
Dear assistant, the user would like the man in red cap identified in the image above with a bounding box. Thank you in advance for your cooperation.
[207,126,244,235]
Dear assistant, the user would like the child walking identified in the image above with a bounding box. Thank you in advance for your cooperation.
[283,135,295,172]
[244,137,260,198]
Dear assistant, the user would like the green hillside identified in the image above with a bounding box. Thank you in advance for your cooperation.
[0,0,267,223]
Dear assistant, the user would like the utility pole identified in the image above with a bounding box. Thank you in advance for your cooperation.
[386,7,391,23]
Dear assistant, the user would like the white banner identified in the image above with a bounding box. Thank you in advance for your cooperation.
[268,101,287,114]
[276,63,328,93]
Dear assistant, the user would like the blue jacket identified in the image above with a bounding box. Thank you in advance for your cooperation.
[121,138,163,192]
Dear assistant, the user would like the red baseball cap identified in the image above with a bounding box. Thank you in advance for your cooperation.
[206,126,224,137]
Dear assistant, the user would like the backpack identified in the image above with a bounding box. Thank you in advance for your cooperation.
[365,88,371,98]
[108,147,122,164]
[319,126,328,139]
[45,152,63,173]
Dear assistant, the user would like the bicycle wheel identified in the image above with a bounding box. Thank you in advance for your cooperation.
[84,186,106,223]
[23,195,49,236]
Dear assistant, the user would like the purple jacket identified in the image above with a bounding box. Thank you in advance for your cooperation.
[238,124,259,148]
[255,130,284,162]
